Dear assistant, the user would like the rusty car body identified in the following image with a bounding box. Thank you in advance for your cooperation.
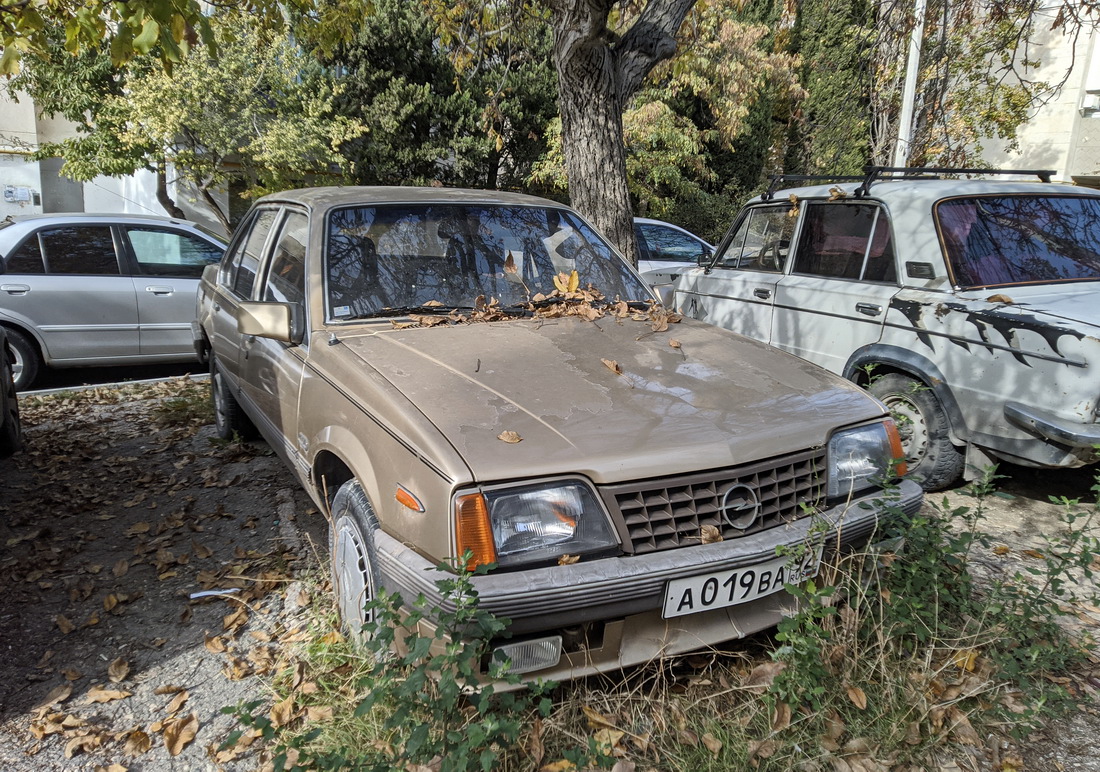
[194,186,920,681]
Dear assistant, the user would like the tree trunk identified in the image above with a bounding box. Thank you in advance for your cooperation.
[198,185,233,235]
[553,37,637,264]
[155,159,187,221]
[548,0,697,268]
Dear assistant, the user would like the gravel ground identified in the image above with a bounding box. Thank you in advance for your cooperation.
[2,381,1099,771]
[0,381,323,771]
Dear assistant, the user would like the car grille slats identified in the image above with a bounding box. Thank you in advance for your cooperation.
[603,449,826,555]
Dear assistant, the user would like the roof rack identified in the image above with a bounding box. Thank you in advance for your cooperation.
[854,165,1055,197]
[761,174,864,201]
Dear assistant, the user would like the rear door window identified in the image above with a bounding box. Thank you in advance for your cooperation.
[3,236,46,273]
[125,227,224,278]
[792,203,896,283]
[39,226,120,275]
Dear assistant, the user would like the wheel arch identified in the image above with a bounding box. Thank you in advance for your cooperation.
[843,344,969,446]
[0,319,46,362]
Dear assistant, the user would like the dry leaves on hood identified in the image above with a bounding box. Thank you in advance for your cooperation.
[601,358,623,375]
[497,430,523,444]
[162,713,199,756]
[553,270,581,294]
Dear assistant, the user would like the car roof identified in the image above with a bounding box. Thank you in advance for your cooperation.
[256,186,566,211]
[3,212,204,227]
[753,179,1100,211]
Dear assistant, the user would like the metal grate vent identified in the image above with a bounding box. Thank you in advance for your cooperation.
[603,448,826,555]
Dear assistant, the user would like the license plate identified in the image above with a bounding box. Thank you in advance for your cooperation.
[662,545,823,619]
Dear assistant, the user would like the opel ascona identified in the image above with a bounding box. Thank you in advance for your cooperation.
[194,187,921,681]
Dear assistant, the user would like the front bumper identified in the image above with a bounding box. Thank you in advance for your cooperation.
[372,480,922,679]
[1004,402,1100,449]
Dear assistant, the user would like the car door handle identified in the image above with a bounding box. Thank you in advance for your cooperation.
[753,288,771,299]
[146,286,174,296]
[1,284,30,295]
[856,302,882,316]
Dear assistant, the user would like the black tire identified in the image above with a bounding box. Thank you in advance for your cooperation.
[4,328,40,392]
[0,341,22,457]
[209,355,257,440]
[869,373,964,491]
[329,480,384,641]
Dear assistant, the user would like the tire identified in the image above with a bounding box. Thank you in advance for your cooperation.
[329,480,384,641]
[0,342,22,457]
[4,328,40,392]
[209,355,257,440]
[869,373,964,491]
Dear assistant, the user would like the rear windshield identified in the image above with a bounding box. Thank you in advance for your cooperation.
[937,195,1100,288]
[325,204,650,320]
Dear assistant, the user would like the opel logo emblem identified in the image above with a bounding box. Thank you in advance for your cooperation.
[721,483,760,530]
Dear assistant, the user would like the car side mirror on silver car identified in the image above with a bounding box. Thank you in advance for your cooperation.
[236,301,303,345]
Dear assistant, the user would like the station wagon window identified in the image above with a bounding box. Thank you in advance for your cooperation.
[231,209,278,298]
[3,236,46,273]
[262,212,308,306]
[792,203,896,283]
[715,205,795,271]
[40,226,120,275]
[126,227,224,278]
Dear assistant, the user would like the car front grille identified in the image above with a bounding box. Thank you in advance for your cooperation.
[602,448,827,555]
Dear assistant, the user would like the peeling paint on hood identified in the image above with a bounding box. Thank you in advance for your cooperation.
[336,317,885,484]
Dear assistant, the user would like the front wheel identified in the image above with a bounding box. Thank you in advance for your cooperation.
[0,341,22,457]
[210,356,257,440]
[329,480,383,641]
[868,373,964,491]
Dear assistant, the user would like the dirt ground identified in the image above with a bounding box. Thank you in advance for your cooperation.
[1,380,1099,771]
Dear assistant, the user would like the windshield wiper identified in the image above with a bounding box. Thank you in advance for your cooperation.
[348,304,479,320]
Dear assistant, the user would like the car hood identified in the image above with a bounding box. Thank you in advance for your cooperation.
[336,317,884,484]
[958,282,1100,330]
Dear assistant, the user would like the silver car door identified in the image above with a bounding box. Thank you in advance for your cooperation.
[3,224,139,363]
[123,226,224,355]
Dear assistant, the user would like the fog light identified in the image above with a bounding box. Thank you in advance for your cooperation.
[491,636,562,675]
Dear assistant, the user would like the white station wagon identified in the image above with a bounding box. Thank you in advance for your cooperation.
[675,167,1100,490]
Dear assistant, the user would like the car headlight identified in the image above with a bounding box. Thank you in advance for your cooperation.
[827,421,906,498]
[454,480,619,568]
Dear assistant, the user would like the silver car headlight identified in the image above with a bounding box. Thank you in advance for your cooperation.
[455,480,619,568]
[827,420,906,498]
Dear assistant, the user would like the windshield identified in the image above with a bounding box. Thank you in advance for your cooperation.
[325,204,650,319]
[937,195,1100,288]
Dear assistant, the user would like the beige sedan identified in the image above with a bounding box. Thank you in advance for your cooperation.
[194,186,921,681]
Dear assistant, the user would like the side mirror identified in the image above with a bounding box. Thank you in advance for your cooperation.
[696,249,713,267]
[237,301,302,345]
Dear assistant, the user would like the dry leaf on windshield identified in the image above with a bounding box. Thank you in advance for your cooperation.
[601,358,623,375]
[163,713,199,756]
[497,430,523,444]
[700,525,722,544]
[107,658,130,683]
[504,253,518,274]
[846,685,868,710]
[557,554,580,566]
[553,270,580,293]
[423,299,444,307]
[987,294,1014,304]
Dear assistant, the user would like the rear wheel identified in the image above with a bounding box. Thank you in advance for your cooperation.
[210,356,257,440]
[869,373,964,491]
[0,341,22,457]
[4,328,40,392]
[329,480,383,641]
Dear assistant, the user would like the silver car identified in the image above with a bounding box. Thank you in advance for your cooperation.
[0,213,226,389]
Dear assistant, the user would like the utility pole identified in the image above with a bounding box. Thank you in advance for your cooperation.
[893,0,928,167]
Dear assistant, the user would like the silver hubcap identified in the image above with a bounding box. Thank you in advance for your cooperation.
[9,346,23,380]
[334,517,374,634]
[212,370,228,430]
[884,394,928,467]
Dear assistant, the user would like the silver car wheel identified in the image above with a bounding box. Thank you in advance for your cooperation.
[332,513,375,635]
[881,392,928,467]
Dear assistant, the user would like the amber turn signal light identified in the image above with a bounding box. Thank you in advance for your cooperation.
[395,485,425,512]
[885,420,908,477]
[454,492,496,569]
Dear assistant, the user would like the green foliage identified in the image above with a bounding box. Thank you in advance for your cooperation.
[230,554,577,772]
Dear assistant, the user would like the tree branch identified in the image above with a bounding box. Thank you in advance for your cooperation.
[614,0,696,103]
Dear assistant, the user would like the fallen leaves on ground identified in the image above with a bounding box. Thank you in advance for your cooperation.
[162,713,199,756]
